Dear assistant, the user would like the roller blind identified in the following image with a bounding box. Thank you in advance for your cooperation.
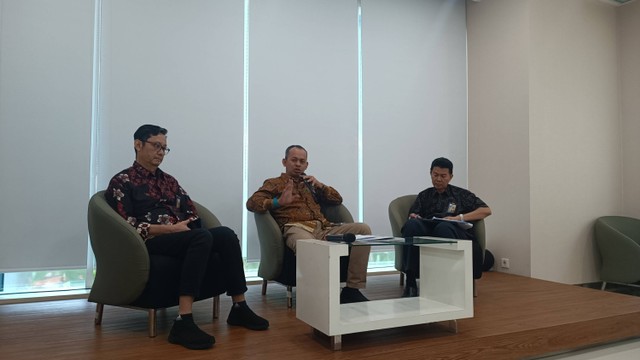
[245,0,360,255]
[0,0,468,272]
[0,0,94,271]
[95,0,245,236]
[362,0,468,235]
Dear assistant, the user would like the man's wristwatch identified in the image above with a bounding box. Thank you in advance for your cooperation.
[459,214,464,221]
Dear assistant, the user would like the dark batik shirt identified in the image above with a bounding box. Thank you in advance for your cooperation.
[106,161,198,240]
[409,184,489,236]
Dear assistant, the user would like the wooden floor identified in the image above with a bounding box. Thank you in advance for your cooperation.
[1,272,640,360]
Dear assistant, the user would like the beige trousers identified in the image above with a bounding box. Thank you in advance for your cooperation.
[283,222,372,289]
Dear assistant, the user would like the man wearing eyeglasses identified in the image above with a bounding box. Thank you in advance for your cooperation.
[105,124,268,350]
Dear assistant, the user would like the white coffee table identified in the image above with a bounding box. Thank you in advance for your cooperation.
[296,237,473,350]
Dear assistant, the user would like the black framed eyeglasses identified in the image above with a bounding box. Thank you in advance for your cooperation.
[143,140,170,155]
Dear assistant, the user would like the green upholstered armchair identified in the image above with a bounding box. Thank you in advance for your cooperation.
[594,216,640,290]
[254,204,353,308]
[87,190,226,337]
[388,194,486,294]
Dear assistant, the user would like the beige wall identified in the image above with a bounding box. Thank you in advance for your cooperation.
[468,0,532,277]
[528,0,619,283]
[467,0,636,284]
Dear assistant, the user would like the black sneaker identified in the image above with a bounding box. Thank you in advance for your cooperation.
[227,302,269,331]
[340,287,369,304]
[168,314,215,350]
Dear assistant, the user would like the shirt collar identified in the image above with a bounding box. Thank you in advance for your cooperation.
[133,161,164,178]
[281,173,303,183]
[434,185,452,196]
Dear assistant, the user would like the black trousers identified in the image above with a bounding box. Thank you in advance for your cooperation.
[145,226,248,298]
[401,219,483,280]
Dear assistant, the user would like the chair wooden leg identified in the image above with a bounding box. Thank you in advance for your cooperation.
[148,309,157,338]
[261,279,268,295]
[94,303,104,325]
[287,285,293,308]
[446,319,458,334]
[399,272,405,286]
[213,295,220,320]
[474,279,478,297]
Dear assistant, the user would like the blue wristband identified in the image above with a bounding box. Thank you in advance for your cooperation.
[273,197,279,208]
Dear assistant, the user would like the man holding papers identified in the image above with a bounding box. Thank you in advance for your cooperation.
[246,145,372,304]
[401,157,492,297]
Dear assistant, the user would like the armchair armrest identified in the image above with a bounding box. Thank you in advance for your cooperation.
[193,200,221,229]
[473,219,487,259]
[595,216,640,284]
[322,204,354,224]
[88,191,149,305]
[388,195,417,237]
[254,212,285,280]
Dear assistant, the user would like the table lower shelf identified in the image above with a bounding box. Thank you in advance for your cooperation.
[330,297,472,335]
[296,239,474,350]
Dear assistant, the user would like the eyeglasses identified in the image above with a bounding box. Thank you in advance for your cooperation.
[143,140,170,155]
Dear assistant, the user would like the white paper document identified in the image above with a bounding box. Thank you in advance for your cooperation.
[431,217,473,230]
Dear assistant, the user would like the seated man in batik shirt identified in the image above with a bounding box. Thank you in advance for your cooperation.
[400,157,492,297]
[107,124,269,350]
[247,145,371,304]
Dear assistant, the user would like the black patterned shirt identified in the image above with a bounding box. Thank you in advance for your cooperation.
[106,161,198,240]
[409,184,489,235]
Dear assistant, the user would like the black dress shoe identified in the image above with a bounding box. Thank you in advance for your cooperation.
[402,286,418,297]
[340,287,369,304]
